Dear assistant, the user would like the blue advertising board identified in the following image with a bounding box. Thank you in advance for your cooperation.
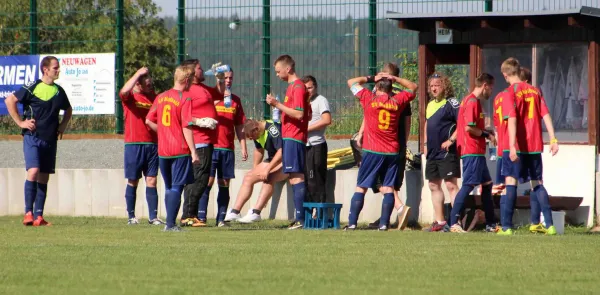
[0,55,41,115]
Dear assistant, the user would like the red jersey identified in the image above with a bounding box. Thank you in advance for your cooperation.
[457,93,486,157]
[502,82,549,154]
[493,91,507,156]
[188,84,219,145]
[215,94,246,150]
[121,90,157,144]
[282,79,311,143]
[353,87,415,155]
[146,89,193,158]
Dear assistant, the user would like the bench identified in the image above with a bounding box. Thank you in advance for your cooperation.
[463,195,583,211]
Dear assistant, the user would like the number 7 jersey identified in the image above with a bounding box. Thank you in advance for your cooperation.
[354,87,415,154]
[146,89,193,158]
[502,82,550,154]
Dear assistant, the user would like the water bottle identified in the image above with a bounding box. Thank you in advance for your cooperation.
[489,143,497,161]
[204,64,231,76]
[224,86,232,108]
[272,95,281,122]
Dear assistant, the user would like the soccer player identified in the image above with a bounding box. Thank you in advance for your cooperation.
[224,119,289,223]
[423,72,461,232]
[499,59,559,235]
[449,73,498,233]
[356,63,413,230]
[5,55,72,226]
[119,67,162,225]
[492,90,506,197]
[302,75,331,209]
[344,72,417,231]
[146,65,199,232]
[197,68,247,227]
[179,59,221,227]
[265,55,310,230]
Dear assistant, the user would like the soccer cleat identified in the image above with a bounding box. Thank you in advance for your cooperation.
[424,221,449,232]
[546,225,557,236]
[190,218,206,227]
[344,224,356,231]
[33,216,51,226]
[529,223,548,234]
[148,218,165,225]
[378,225,388,231]
[450,224,466,233]
[224,210,241,222]
[288,221,303,230]
[163,225,183,232]
[180,218,194,227]
[217,221,229,228]
[485,224,499,233]
[23,211,34,226]
[238,210,261,224]
[368,218,381,229]
[397,206,411,230]
[127,217,139,225]
[497,228,514,235]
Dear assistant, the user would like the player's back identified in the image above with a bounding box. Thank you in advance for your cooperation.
[493,91,508,153]
[154,89,192,157]
[509,82,548,153]
[362,92,404,154]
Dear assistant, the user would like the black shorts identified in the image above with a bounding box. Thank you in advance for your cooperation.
[425,153,461,180]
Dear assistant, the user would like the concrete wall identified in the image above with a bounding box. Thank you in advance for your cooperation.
[0,145,595,226]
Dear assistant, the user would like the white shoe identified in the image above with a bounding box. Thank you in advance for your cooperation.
[224,210,241,222]
[238,210,262,224]
[127,217,139,225]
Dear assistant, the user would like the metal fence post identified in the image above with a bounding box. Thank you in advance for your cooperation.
[484,0,493,12]
[262,0,271,120]
[29,0,37,55]
[368,0,377,77]
[177,0,186,64]
[115,0,124,134]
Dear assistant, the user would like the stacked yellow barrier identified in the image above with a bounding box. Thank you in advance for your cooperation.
[326,147,355,169]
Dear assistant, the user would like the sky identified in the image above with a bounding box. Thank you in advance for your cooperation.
[154,0,600,18]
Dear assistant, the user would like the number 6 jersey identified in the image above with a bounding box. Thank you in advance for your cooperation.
[146,89,193,158]
[353,87,415,154]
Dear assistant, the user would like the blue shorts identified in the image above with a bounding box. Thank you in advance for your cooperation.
[210,149,235,179]
[124,144,158,180]
[159,156,194,188]
[282,140,306,174]
[494,157,504,185]
[462,156,492,186]
[501,151,543,183]
[357,152,399,188]
[23,135,57,174]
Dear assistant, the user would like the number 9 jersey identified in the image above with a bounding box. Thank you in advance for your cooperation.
[502,82,550,154]
[353,87,415,154]
[146,89,194,158]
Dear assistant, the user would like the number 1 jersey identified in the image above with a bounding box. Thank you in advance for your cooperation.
[353,87,415,154]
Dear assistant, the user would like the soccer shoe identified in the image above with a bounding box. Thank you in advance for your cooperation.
[23,211,34,226]
[238,210,261,224]
[128,217,139,225]
[497,228,514,235]
[546,225,557,236]
[217,221,229,228]
[344,224,356,231]
[485,224,499,233]
[397,206,411,230]
[163,225,183,232]
[368,218,381,229]
[288,221,303,230]
[529,223,548,234]
[33,216,51,227]
[450,224,466,233]
[424,221,449,232]
[148,218,165,225]
[190,218,206,227]
[224,210,241,222]
[180,218,194,227]
[492,184,505,195]
[378,225,388,231]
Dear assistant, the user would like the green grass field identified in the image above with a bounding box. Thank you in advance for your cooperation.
[1,216,598,295]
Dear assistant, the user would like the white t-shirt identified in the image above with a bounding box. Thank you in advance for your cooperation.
[307,94,331,146]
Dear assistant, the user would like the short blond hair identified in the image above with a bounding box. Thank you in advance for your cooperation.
[501,57,521,77]
[243,119,261,137]
[174,65,194,88]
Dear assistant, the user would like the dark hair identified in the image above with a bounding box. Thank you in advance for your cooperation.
[273,54,295,69]
[475,73,495,87]
[519,67,532,83]
[40,56,58,72]
[376,78,393,93]
[382,62,399,76]
[301,75,317,87]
